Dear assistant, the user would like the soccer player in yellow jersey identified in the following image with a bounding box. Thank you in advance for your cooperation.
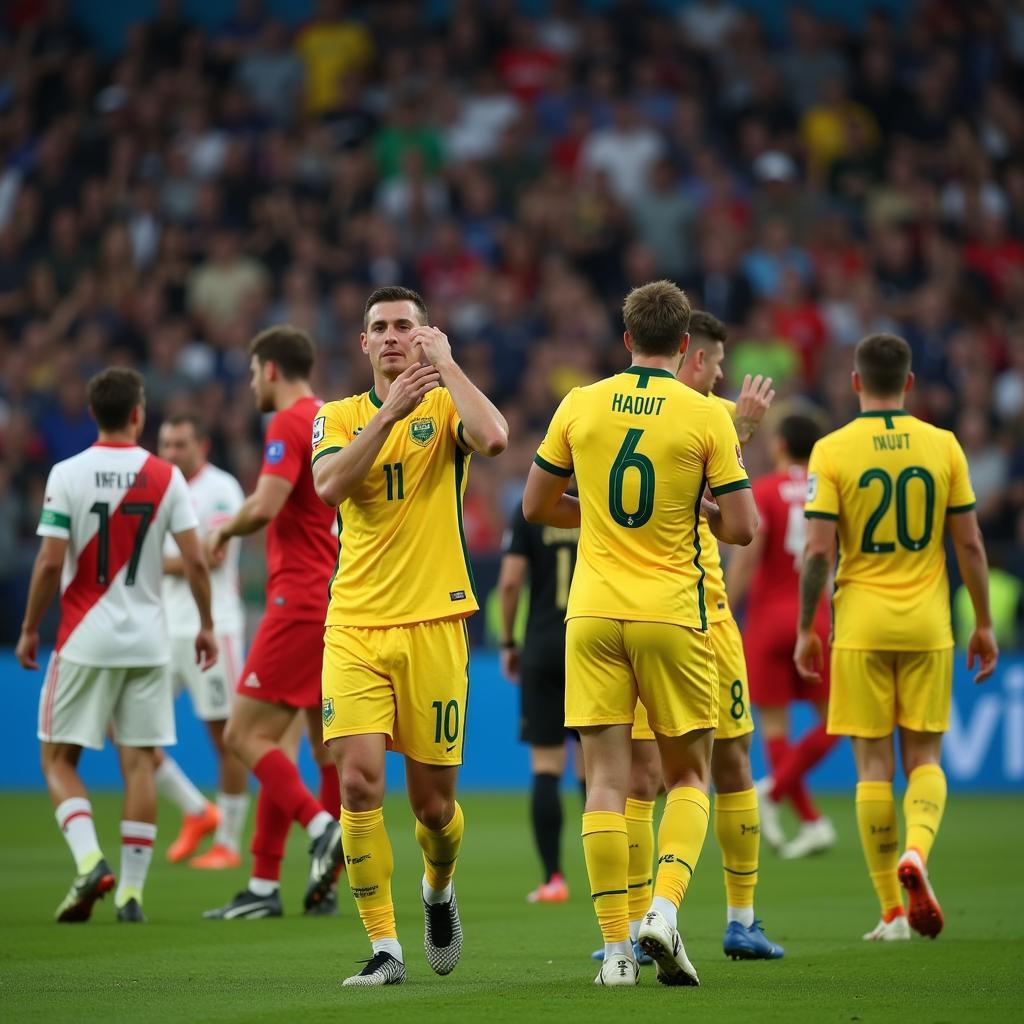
[311,286,508,986]
[625,310,783,962]
[795,332,998,942]
[524,281,758,988]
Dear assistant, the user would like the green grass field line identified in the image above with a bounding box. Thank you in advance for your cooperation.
[0,791,1021,1022]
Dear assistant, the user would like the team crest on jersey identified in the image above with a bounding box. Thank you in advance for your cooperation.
[807,473,818,501]
[322,697,335,727]
[409,417,436,447]
[312,416,325,448]
[265,441,285,464]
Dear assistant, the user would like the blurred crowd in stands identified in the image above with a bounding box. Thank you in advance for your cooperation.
[1,0,1023,639]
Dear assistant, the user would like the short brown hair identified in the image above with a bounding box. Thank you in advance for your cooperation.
[622,280,692,356]
[854,332,911,397]
[249,325,315,380]
[163,412,206,440]
[777,412,821,461]
[88,367,144,431]
[363,285,429,329]
[687,309,727,347]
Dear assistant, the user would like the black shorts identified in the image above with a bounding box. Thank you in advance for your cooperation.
[519,644,574,747]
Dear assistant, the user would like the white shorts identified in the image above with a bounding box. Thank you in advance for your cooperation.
[38,655,176,750]
[169,632,243,722]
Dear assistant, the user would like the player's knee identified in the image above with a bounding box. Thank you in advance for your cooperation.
[629,759,662,802]
[340,764,384,811]
[411,792,455,831]
[711,739,752,793]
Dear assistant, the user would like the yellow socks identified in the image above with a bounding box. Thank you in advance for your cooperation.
[582,810,630,943]
[341,807,396,940]
[903,764,946,862]
[625,798,655,926]
[855,781,902,918]
[653,787,710,908]
[714,788,759,916]
[415,801,465,896]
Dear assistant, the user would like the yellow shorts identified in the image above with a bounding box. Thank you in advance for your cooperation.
[566,617,718,738]
[828,647,953,738]
[631,618,752,741]
[321,618,470,765]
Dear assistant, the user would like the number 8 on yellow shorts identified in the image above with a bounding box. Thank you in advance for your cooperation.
[321,618,470,766]
[630,618,752,741]
[566,617,719,736]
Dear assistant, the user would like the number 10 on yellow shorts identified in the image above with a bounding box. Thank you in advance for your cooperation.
[321,618,471,766]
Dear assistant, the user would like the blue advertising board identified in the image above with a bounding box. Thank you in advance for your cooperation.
[1,650,1021,793]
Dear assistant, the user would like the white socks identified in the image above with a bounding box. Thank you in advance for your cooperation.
[605,939,633,957]
[307,810,334,840]
[215,792,250,853]
[629,919,641,943]
[55,797,102,874]
[155,757,208,817]
[728,905,755,928]
[372,938,403,961]
[651,896,678,928]
[248,877,278,897]
[117,820,156,906]
[422,876,453,905]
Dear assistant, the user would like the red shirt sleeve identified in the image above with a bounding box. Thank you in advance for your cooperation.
[260,410,303,486]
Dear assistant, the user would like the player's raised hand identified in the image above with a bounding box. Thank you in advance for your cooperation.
[195,628,219,672]
[500,646,521,684]
[734,374,776,444]
[967,625,999,684]
[15,628,39,670]
[379,362,441,422]
[794,630,824,684]
[410,325,453,368]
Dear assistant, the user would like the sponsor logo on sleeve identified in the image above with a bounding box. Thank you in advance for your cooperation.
[735,444,745,470]
[449,590,467,602]
[322,697,335,727]
[807,473,818,502]
[312,416,325,448]
[265,441,285,464]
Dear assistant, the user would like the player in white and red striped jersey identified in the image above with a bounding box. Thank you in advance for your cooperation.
[724,410,839,859]
[16,368,217,924]
[155,412,250,870]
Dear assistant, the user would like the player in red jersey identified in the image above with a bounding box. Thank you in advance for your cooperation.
[725,411,839,859]
[203,326,343,920]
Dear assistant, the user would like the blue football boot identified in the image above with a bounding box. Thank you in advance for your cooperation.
[723,920,785,960]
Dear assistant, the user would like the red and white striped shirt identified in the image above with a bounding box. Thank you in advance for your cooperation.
[37,443,198,666]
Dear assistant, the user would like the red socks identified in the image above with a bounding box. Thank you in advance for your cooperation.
[767,726,838,823]
[251,787,289,881]
[319,763,341,820]
[252,749,324,828]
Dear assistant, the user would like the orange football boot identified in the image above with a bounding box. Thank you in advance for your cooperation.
[166,804,220,863]
[190,843,241,870]
[527,873,570,904]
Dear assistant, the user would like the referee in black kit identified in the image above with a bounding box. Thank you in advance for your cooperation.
[497,504,582,904]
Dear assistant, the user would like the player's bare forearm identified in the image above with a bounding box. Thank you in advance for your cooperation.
[798,552,830,632]
[21,558,62,634]
[948,511,993,628]
[706,490,757,546]
[437,357,508,457]
[313,413,395,506]
[523,464,580,527]
[723,530,764,606]
[436,360,507,456]
[163,554,185,576]
[497,555,527,644]
[529,493,580,528]
[183,560,214,630]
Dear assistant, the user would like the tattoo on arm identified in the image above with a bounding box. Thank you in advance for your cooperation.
[799,553,830,630]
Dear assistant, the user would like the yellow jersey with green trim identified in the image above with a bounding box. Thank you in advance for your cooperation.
[312,386,478,627]
[534,366,748,628]
[698,396,737,624]
[804,409,976,651]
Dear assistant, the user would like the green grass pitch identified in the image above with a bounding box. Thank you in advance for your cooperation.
[1,790,1021,1022]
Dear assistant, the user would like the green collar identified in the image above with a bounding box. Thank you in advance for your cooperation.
[857,410,908,418]
[369,387,382,409]
[623,366,676,380]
